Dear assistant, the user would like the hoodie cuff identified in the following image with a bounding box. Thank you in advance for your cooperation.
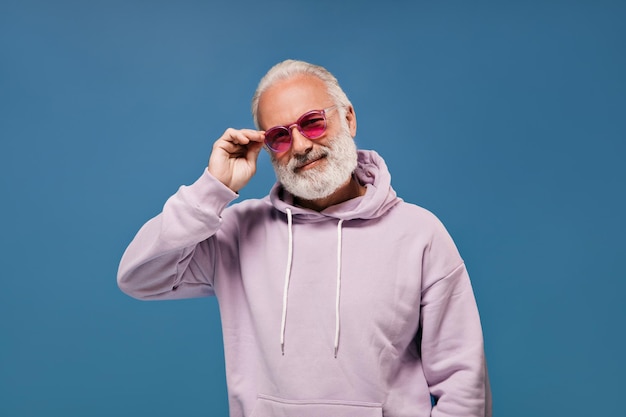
[179,168,239,216]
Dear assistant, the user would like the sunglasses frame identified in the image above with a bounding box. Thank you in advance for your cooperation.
[264,105,338,153]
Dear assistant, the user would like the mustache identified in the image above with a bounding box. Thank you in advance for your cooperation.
[289,148,330,170]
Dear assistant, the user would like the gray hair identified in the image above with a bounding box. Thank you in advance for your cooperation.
[251,59,352,128]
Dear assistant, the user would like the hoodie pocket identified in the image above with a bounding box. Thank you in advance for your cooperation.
[250,394,383,417]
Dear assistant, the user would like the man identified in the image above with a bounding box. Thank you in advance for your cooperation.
[118,59,492,416]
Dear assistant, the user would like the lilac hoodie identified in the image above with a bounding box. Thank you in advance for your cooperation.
[118,150,491,417]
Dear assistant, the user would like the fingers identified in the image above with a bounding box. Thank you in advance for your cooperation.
[217,128,264,151]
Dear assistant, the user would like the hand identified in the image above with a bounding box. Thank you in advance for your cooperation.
[208,128,265,192]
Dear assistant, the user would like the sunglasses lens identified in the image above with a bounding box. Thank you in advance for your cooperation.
[265,127,291,152]
[264,110,329,152]
[299,112,326,138]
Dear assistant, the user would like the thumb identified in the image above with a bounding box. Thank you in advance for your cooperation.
[246,141,264,164]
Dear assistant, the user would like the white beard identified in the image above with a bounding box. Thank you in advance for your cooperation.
[271,121,358,201]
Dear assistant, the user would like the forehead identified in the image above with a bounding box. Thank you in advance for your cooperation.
[257,75,333,129]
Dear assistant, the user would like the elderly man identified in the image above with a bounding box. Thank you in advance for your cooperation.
[118,59,491,417]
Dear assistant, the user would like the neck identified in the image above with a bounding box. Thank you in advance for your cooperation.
[294,175,365,212]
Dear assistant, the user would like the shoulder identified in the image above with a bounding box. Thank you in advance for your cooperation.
[389,200,448,233]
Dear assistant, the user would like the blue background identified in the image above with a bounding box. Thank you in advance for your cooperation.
[1,1,625,416]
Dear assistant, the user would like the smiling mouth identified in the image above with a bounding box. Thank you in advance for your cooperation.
[294,154,326,172]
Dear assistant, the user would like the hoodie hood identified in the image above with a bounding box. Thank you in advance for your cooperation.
[269,149,402,221]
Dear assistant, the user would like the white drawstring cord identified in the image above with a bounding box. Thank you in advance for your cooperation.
[280,208,293,355]
[334,219,344,358]
[280,210,344,358]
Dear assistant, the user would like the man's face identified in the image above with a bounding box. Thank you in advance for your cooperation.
[257,75,358,200]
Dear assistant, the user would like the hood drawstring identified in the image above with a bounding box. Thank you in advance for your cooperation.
[280,208,294,356]
[279,208,345,358]
[334,219,344,358]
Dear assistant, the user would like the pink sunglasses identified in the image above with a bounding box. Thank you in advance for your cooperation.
[264,105,338,153]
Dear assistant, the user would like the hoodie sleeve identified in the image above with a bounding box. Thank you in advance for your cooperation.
[117,169,239,300]
[419,219,492,417]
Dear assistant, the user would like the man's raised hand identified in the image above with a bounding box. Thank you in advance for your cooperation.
[208,128,265,193]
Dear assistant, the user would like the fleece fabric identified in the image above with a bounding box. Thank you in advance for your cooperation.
[118,150,491,417]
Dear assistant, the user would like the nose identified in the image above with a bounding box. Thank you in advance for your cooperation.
[289,126,314,154]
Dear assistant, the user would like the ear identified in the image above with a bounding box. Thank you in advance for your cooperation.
[345,105,357,137]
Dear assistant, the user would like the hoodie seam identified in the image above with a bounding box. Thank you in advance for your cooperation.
[421,261,466,294]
